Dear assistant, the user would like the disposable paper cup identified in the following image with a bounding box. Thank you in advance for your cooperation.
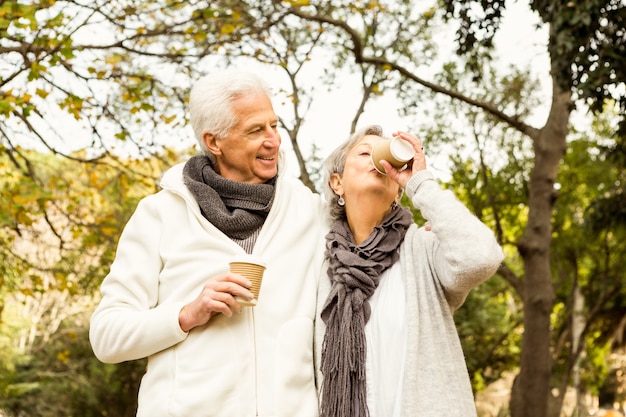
[229,256,266,307]
[371,137,415,174]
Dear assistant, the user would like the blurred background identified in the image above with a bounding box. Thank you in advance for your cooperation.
[1,1,625,416]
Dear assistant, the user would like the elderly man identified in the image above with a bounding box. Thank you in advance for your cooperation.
[90,71,327,417]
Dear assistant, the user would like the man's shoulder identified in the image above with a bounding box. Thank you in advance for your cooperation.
[278,175,321,198]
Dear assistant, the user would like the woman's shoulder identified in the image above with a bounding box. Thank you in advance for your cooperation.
[405,223,432,240]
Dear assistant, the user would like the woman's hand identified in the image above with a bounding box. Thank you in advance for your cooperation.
[380,131,426,189]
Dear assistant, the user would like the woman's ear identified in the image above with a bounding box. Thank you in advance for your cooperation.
[203,131,222,156]
[329,173,343,195]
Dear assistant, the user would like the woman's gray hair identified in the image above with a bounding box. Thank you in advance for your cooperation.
[323,125,384,221]
[189,71,271,155]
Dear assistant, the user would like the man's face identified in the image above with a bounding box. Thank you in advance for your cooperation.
[206,93,281,184]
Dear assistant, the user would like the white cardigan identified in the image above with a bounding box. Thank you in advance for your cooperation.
[90,159,328,417]
[315,170,504,417]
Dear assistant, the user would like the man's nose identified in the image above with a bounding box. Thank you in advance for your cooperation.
[264,127,281,147]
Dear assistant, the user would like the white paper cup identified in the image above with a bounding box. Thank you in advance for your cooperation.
[371,137,415,174]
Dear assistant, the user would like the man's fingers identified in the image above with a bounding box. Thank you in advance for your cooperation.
[209,281,253,300]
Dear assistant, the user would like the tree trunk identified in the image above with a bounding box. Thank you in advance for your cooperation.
[509,76,570,417]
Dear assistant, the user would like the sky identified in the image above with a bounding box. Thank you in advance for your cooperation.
[254,0,552,180]
[4,1,552,182]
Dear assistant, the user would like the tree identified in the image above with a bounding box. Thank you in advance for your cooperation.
[415,44,626,416]
[0,148,178,416]
[3,0,625,415]
[549,106,626,414]
[437,2,624,416]
[275,1,625,416]
[420,63,541,393]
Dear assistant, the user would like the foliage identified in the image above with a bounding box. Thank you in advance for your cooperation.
[457,275,522,391]
[0,147,178,295]
[414,51,626,407]
[422,2,625,416]
[1,0,625,416]
[0,148,182,416]
[531,0,626,129]
[0,325,145,417]
[440,0,626,136]
[1,3,203,187]
[419,62,536,390]
[548,103,626,398]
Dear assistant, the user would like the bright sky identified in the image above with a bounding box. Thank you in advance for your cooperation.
[252,0,552,180]
[4,1,552,183]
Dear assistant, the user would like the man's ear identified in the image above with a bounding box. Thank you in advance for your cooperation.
[329,172,343,195]
[203,132,221,156]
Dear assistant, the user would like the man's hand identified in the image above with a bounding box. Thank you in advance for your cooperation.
[178,272,253,332]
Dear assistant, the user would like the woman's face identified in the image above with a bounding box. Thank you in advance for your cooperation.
[333,134,400,206]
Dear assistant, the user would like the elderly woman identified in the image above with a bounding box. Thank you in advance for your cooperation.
[315,125,504,417]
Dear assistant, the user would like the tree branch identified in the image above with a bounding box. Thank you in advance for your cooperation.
[287,8,542,139]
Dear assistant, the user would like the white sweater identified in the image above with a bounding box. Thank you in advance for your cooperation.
[90,160,328,417]
[315,170,504,417]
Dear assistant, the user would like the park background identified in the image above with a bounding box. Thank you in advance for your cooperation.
[0,1,625,416]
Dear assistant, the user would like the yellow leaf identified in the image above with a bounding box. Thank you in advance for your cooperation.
[161,114,176,124]
[221,24,235,34]
[57,350,71,364]
[105,54,123,65]
[88,171,100,187]
[101,226,119,236]
[13,194,34,205]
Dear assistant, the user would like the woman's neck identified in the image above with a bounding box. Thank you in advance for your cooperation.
[345,196,393,245]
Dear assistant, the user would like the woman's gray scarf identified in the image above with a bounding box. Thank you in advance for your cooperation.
[320,205,413,417]
[182,155,275,240]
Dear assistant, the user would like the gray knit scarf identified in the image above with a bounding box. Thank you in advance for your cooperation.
[182,155,275,240]
[320,204,413,417]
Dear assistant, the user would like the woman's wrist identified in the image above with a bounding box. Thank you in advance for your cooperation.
[405,170,435,199]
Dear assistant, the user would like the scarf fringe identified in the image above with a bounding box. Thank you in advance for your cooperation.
[320,299,369,417]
